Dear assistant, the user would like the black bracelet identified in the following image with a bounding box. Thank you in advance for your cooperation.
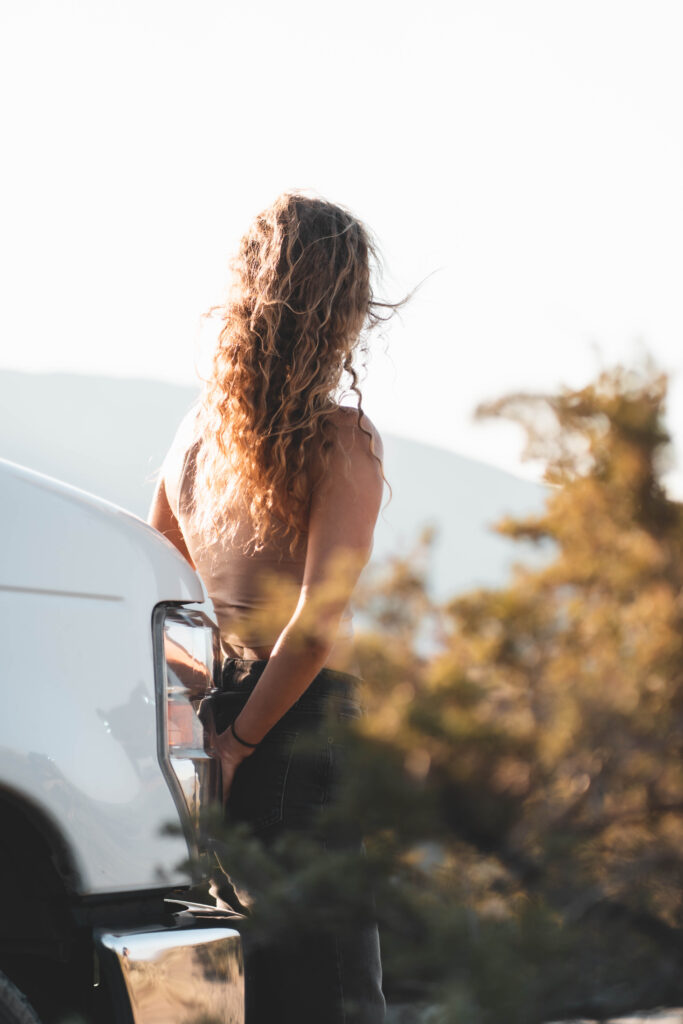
[230,719,259,749]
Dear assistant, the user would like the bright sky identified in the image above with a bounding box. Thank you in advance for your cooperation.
[2,0,682,492]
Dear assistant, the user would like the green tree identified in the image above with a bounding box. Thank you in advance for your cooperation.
[207,360,683,1023]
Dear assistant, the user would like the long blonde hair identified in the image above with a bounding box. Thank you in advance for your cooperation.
[192,193,397,553]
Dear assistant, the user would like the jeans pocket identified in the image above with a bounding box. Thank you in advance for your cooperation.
[227,727,298,831]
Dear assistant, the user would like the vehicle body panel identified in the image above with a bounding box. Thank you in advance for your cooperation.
[0,459,204,894]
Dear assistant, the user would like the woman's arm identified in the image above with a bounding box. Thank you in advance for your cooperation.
[212,413,384,784]
[148,475,196,568]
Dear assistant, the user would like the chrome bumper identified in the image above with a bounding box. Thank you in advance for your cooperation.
[96,900,244,1024]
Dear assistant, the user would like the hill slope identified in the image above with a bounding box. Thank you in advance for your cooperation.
[0,371,548,597]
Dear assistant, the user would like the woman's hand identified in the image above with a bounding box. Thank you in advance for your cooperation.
[203,716,254,807]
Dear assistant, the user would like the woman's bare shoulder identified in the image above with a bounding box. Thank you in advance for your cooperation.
[161,402,202,513]
[165,403,201,461]
[309,406,385,540]
[329,405,384,461]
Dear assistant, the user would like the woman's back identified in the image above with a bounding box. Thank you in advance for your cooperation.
[162,405,307,653]
[162,403,370,662]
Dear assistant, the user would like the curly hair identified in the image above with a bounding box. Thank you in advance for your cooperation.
[191,193,398,554]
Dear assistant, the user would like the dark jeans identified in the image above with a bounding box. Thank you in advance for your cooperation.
[210,658,386,1024]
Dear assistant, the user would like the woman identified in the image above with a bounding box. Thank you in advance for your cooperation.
[149,193,394,1023]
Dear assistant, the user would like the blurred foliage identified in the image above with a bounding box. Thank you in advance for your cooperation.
[205,360,683,1023]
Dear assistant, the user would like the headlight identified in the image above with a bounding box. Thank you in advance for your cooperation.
[153,604,221,839]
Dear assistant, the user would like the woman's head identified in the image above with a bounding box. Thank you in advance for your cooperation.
[235,193,374,371]
[193,193,393,552]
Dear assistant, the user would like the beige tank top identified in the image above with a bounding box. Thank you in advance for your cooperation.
[162,406,352,651]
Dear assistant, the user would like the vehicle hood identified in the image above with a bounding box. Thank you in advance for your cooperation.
[0,458,202,603]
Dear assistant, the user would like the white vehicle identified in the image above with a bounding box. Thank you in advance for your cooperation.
[0,458,244,1024]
